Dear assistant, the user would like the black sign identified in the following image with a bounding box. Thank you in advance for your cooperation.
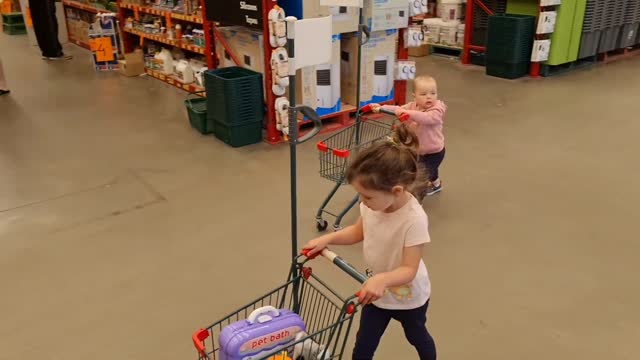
[205,0,263,30]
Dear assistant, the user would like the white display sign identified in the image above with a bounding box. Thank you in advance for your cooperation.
[536,11,557,34]
[531,39,551,62]
[320,0,364,7]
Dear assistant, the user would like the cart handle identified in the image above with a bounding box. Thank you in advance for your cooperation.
[359,104,410,122]
[302,248,368,284]
[294,105,323,144]
[192,328,210,358]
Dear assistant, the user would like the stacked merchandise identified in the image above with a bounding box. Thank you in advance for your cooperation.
[637,0,640,42]
[485,13,535,79]
[578,0,640,58]
[1,11,25,35]
[122,14,207,53]
[62,1,119,49]
[341,30,399,107]
[423,0,465,48]
[65,6,94,46]
[74,0,118,12]
[205,67,265,147]
[618,0,640,47]
[121,0,200,15]
[141,42,208,86]
[599,0,626,52]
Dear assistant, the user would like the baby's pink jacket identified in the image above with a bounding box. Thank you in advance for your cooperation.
[382,100,447,155]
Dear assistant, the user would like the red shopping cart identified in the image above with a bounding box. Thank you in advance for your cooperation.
[314,105,409,231]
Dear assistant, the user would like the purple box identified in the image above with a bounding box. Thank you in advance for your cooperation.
[219,306,306,360]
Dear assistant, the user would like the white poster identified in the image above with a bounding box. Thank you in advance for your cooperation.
[320,0,364,7]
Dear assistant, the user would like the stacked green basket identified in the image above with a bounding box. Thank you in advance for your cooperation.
[205,67,265,147]
[486,14,536,79]
[2,13,26,35]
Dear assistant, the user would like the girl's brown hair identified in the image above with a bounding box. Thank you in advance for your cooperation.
[346,123,428,195]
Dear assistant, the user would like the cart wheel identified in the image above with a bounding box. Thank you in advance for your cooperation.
[317,220,329,232]
[333,224,343,232]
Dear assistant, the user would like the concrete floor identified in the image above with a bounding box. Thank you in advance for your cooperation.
[2,32,640,360]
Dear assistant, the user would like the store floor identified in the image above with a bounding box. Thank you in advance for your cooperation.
[2,33,640,360]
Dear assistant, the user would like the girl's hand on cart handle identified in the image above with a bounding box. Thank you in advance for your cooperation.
[302,237,330,258]
[370,103,381,113]
[356,275,386,305]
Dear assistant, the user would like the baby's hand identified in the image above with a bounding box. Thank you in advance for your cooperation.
[394,108,408,120]
[370,103,381,113]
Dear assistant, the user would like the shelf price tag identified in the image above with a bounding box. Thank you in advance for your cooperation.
[90,37,115,62]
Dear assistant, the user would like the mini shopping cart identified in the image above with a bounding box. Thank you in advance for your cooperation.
[192,248,369,360]
[314,105,409,231]
[191,16,372,360]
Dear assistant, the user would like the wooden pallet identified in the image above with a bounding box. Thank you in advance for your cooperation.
[539,56,597,77]
[427,43,463,58]
[598,44,640,64]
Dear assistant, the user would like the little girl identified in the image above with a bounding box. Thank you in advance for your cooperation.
[371,75,446,198]
[303,124,436,360]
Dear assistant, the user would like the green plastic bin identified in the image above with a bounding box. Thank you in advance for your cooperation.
[204,67,264,126]
[486,14,535,63]
[213,119,263,147]
[1,13,24,25]
[184,92,212,135]
[486,61,530,79]
[3,23,26,35]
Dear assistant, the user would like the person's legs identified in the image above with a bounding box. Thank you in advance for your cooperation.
[47,0,64,56]
[28,0,69,59]
[352,304,392,360]
[418,148,446,197]
[393,301,437,360]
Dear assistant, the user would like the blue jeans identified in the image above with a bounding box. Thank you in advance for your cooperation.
[352,300,436,360]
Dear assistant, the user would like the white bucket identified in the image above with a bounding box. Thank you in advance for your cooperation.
[423,18,444,44]
[456,23,466,47]
[438,0,464,22]
[439,20,460,46]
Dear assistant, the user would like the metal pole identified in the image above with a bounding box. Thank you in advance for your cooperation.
[286,17,298,263]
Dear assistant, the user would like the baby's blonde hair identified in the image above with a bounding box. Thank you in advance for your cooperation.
[414,75,437,89]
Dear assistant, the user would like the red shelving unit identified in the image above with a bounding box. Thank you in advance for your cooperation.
[116,0,215,89]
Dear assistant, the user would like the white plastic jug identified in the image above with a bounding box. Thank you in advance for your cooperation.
[155,48,174,75]
[175,60,195,84]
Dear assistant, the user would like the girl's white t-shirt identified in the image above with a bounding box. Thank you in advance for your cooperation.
[360,196,431,310]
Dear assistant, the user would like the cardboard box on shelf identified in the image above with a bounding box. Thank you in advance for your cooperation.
[295,34,341,116]
[341,29,398,107]
[278,0,358,34]
[363,0,409,31]
[409,44,429,57]
[215,26,265,73]
[119,49,145,77]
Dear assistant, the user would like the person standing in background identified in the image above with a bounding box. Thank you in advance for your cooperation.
[0,57,9,96]
[27,0,72,60]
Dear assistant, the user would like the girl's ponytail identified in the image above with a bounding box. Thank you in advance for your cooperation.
[346,123,428,196]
